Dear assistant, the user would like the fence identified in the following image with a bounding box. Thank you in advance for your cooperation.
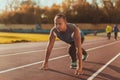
[0,23,119,34]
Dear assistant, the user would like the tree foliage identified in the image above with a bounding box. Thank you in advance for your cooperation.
[0,0,120,24]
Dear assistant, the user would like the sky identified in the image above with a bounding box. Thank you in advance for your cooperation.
[0,0,7,12]
[87,0,102,6]
[0,0,63,13]
[0,0,101,13]
[40,0,63,7]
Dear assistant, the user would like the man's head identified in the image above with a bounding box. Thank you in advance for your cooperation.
[54,13,67,32]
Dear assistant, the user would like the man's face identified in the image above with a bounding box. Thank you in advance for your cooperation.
[54,17,66,32]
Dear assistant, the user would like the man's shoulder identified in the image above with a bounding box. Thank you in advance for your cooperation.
[50,26,56,31]
[67,23,76,27]
[67,23,77,31]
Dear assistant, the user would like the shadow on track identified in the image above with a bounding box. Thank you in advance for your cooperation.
[84,61,120,80]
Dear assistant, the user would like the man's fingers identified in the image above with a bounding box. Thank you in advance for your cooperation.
[40,65,49,70]
[40,67,49,70]
[75,70,83,75]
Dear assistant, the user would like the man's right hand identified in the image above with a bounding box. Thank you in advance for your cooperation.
[74,68,83,75]
[40,62,48,70]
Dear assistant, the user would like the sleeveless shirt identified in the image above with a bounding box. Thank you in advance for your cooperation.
[52,23,84,44]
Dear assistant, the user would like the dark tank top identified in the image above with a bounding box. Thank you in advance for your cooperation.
[53,23,76,43]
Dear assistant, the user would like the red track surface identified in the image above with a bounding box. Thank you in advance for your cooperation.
[0,37,120,80]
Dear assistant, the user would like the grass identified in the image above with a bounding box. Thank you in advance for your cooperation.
[0,32,51,44]
[0,32,101,44]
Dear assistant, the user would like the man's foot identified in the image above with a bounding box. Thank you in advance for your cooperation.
[70,62,77,69]
[82,54,88,61]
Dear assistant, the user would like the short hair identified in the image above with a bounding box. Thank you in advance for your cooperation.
[54,13,66,20]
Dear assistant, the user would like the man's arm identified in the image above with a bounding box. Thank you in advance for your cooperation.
[73,27,83,75]
[41,29,56,70]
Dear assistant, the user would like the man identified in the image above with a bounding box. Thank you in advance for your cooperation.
[80,30,88,61]
[106,25,112,40]
[41,14,86,75]
[113,24,119,40]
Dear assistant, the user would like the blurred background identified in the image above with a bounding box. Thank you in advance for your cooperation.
[0,0,120,24]
[0,0,120,43]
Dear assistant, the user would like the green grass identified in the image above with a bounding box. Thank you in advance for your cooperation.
[0,32,51,44]
[0,32,102,44]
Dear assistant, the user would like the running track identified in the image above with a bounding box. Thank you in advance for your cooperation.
[0,37,120,80]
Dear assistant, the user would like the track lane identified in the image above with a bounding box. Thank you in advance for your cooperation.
[0,38,113,71]
[0,38,120,80]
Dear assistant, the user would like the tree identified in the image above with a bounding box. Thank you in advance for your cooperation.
[5,0,21,12]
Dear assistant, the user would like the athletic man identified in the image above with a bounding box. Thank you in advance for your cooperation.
[41,14,87,75]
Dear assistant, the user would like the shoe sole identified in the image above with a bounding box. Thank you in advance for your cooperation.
[70,66,77,69]
[82,54,89,61]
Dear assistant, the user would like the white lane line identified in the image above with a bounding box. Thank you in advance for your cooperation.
[86,41,119,51]
[84,38,106,45]
[0,41,119,74]
[0,55,68,74]
[0,41,119,57]
[0,42,65,50]
[87,53,120,80]
[0,47,67,57]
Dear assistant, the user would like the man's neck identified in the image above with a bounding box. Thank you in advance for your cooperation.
[62,25,67,32]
